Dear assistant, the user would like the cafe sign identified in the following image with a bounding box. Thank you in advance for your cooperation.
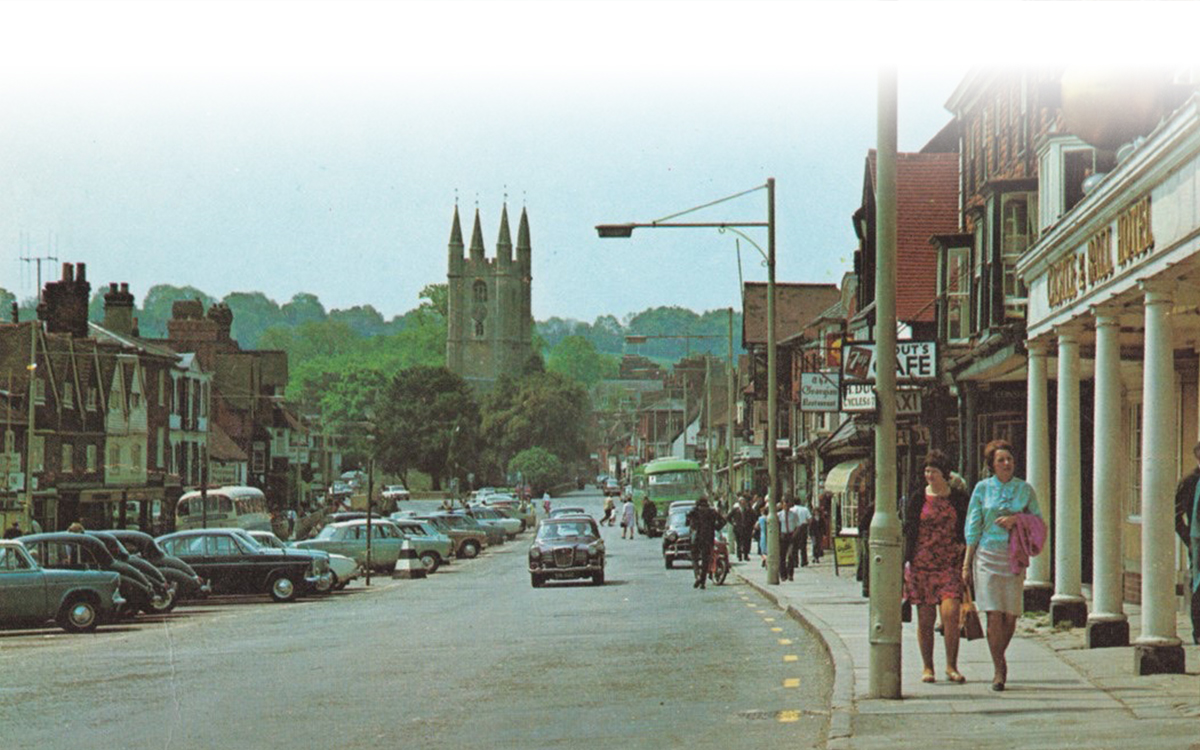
[1047,193,1154,309]
[841,341,937,383]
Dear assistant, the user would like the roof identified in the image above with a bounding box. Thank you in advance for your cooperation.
[742,282,842,345]
[864,151,959,323]
[208,421,249,462]
[643,458,702,474]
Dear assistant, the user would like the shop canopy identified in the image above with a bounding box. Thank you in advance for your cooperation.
[823,459,863,495]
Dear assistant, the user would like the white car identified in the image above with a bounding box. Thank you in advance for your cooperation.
[248,531,360,591]
[382,485,411,503]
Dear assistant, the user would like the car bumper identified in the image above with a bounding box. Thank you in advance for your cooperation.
[528,563,603,577]
[306,572,334,591]
[663,541,691,560]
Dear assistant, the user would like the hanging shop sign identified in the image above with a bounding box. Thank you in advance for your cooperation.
[841,341,937,382]
[840,383,923,414]
[800,371,840,412]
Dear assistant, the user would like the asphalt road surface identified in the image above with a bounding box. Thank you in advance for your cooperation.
[0,489,833,749]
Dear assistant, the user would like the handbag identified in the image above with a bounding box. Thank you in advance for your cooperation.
[960,586,984,641]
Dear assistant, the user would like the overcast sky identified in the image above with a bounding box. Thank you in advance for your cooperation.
[1,1,1191,323]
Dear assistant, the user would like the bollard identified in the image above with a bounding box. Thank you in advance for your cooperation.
[392,539,428,580]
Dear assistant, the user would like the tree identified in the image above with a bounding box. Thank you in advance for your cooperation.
[328,304,387,338]
[547,335,618,388]
[139,284,216,338]
[223,291,284,348]
[508,447,564,495]
[374,366,479,490]
[480,371,590,479]
[281,292,326,326]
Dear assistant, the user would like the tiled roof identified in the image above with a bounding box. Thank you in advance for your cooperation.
[866,151,959,323]
[208,421,248,462]
[742,282,843,345]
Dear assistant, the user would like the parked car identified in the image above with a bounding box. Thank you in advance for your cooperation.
[0,540,125,633]
[412,514,487,559]
[21,533,159,617]
[528,516,605,587]
[247,530,358,591]
[293,519,405,573]
[381,485,411,503]
[548,506,588,519]
[445,511,505,546]
[156,528,329,602]
[86,531,177,614]
[108,529,210,601]
[662,506,693,569]
[390,518,454,573]
[468,507,522,538]
[488,502,534,532]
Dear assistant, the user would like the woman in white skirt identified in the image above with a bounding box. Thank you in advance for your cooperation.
[962,439,1043,692]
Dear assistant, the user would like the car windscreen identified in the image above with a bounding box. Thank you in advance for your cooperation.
[668,511,690,529]
[314,526,339,540]
[537,522,594,540]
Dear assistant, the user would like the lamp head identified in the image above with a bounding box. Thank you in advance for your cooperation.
[596,223,635,238]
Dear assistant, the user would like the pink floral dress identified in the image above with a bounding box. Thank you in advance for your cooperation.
[904,492,964,605]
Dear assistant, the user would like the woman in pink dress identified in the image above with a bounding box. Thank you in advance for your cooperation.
[903,449,970,684]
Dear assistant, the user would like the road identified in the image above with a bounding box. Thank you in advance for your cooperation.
[0,489,833,749]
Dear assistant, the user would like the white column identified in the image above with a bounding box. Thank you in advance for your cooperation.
[1088,306,1128,646]
[1052,324,1087,626]
[1137,283,1182,660]
[1025,339,1053,604]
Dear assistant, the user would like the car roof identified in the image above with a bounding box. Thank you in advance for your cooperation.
[329,518,398,527]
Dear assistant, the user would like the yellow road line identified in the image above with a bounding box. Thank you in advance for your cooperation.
[783,678,800,688]
[770,627,783,632]
[783,654,798,662]
[778,638,793,645]
[763,617,775,622]
[778,710,800,723]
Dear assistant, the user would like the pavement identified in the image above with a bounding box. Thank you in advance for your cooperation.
[737,552,1200,750]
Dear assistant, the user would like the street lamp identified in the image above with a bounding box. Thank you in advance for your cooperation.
[598,178,780,585]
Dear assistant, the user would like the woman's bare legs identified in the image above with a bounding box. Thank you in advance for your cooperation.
[940,597,962,679]
[916,603,937,679]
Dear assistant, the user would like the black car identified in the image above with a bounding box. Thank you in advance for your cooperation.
[20,533,160,617]
[108,529,210,601]
[86,531,177,614]
[662,508,692,569]
[156,528,329,602]
[527,516,605,587]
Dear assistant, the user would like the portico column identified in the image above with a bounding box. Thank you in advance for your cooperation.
[1024,339,1053,612]
[1087,305,1129,647]
[1134,282,1185,674]
[1051,324,1087,627]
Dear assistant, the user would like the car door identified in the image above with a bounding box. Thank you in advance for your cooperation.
[203,533,249,593]
[371,523,402,565]
[0,545,48,623]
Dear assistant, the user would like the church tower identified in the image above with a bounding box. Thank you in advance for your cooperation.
[445,201,534,389]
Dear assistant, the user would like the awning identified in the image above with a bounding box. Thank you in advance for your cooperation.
[823,460,863,495]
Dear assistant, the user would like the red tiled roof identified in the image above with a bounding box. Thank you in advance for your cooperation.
[742,282,843,345]
[866,151,959,323]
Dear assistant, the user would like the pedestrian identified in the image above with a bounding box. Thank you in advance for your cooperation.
[738,496,757,561]
[602,495,616,526]
[3,521,21,539]
[727,495,747,560]
[856,463,875,595]
[1177,441,1200,644]
[620,497,636,539]
[542,492,551,516]
[812,494,831,563]
[67,520,85,533]
[962,438,1044,692]
[754,504,770,567]
[640,497,657,537]
[685,496,725,589]
[795,500,812,568]
[778,498,801,581]
[904,449,971,684]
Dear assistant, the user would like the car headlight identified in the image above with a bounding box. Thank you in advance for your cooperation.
[665,530,677,542]
[529,548,541,559]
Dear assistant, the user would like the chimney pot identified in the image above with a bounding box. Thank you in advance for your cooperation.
[109,282,119,293]
[76,263,85,282]
[120,282,128,294]
[63,263,73,283]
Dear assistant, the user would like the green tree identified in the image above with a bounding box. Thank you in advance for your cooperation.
[480,371,590,479]
[374,366,479,490]
[139,284,216,338]
[546,335,617,387]
[328,304,387,338]
[223,291,284,348]
[508,447,564,495]
[281,292,326,326]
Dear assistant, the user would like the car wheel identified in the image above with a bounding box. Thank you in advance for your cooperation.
[333,576,349,592]
[459,540,481,559]
[323,572,339,593]
[269,574,298,603]
[714,557,729,585]
[420,551,440,574]
[530,573,544,588]
[144,587,177,615]
[57,595,100,633]
[592,570,605,586]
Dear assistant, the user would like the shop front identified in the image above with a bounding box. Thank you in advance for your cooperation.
[1017,95,1200,673]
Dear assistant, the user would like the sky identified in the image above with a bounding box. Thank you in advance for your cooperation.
[1,1,1194,324]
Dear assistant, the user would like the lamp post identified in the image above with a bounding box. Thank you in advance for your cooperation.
[599,179,779,584]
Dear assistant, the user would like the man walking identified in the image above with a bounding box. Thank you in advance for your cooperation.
[794,500,812,568]
[778,498,800,581]
[686,497,725,589]
[727,495,747,561]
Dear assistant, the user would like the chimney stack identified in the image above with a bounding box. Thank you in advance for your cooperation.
[39,261,92,338]
[103,281,136,336]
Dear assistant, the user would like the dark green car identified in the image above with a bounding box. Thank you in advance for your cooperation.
[0,540,125,633]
